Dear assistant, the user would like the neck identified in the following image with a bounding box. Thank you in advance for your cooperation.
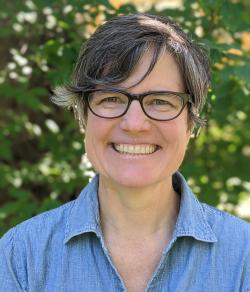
[98,175,180,241]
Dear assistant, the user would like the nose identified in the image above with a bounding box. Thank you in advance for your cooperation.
[119,100,151,133]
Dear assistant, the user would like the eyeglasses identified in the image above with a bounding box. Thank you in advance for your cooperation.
[86,88,192,121]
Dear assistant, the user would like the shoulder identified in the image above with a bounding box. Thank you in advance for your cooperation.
[201,202,250,248]
[202,202,250,230]
[0,176,99,247]
[0,199,77,287]
[202,204,250,280]
[0,200,75,248]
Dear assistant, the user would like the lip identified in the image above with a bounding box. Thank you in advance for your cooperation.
[110,141,161,146]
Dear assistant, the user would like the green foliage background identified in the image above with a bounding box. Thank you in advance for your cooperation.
[0,0,250,236]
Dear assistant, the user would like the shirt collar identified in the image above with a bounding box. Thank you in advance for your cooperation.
[64,175,101,243]
[64,172,217,244]
[173,172,217,243]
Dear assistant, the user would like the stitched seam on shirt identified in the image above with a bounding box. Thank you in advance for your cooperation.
[89,177,101,226]
[194,197,218,240]
[64,179,102,242]
[64,199,77,239]
[64,201,99,242]
[194,196,211,231]
[176,194,216,241]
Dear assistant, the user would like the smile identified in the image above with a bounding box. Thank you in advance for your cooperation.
[112,143,159,155]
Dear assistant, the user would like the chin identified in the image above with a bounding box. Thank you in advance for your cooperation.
[110,172,163,189]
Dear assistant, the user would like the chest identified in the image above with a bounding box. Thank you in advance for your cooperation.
[25,237,244,292]
[107,240,166,292]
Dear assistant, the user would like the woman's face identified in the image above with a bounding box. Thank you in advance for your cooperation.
[85,51,191,189]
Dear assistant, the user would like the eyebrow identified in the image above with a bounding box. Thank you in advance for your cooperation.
[90,87,190,96]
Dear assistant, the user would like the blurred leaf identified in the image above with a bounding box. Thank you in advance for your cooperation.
[220,2,246,32]
[0,140,12,160]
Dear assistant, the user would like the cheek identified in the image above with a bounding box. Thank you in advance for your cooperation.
[163,117,190,147]
[84,115,112,157]
[84,117,100,160]
[84,127,103,172]
[85,115,103,142]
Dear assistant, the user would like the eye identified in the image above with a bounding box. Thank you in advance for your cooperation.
[90,92,128,110]
[151,99,171,105]
[100,96,121,103]
[95,93,127,105]
[146,98,175,108]
[144,93,182,112]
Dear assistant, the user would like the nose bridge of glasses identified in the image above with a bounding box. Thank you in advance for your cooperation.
[125,94,147,118]
[127,92,143,102]
[126,92,146,113]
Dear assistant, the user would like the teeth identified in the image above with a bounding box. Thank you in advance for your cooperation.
[114,144,157,155]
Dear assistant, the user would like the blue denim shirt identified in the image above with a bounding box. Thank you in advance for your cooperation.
[0,172,250,292]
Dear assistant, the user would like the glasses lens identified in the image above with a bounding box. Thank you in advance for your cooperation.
[143,93,184,120]
[88,91,128,118]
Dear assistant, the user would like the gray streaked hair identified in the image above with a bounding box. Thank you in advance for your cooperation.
[51,13,211,129]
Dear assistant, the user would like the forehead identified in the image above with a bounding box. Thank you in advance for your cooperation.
[118,50,185,93]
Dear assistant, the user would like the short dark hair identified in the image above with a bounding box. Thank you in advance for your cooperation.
[51,13,211,129]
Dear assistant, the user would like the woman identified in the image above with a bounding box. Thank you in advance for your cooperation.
[0,13,249,292]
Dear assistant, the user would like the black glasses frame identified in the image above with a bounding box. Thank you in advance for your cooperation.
[85,88,192,121]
